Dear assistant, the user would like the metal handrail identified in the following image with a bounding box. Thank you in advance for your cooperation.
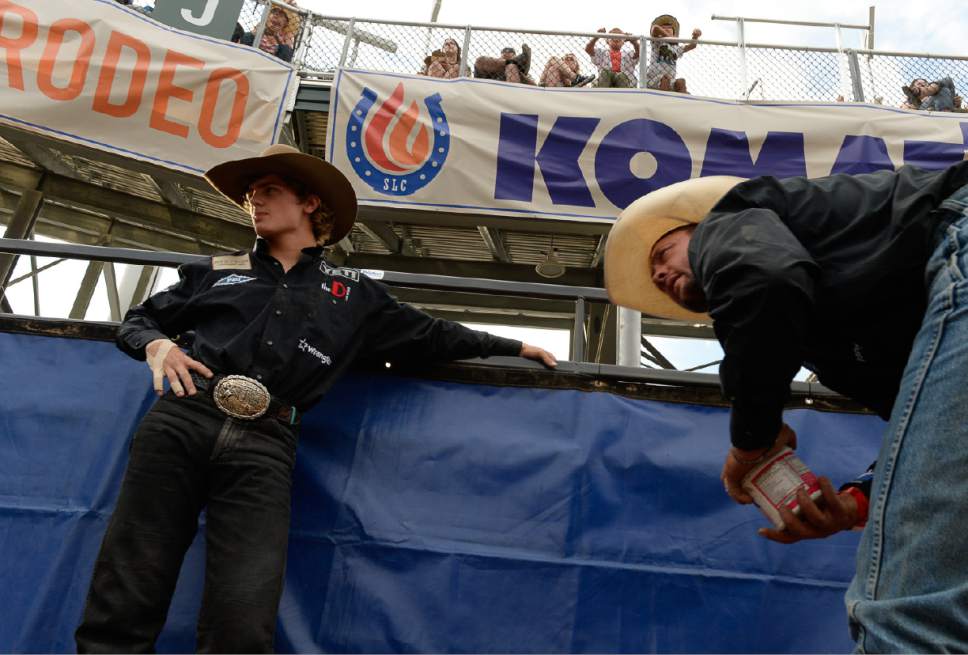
[0,238,610,361]
[0,238,609,302]
[0,238,850,402]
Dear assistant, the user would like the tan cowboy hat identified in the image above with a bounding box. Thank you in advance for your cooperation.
[651,14,681,37]
[604,176,745,322]
[205,144,357,245]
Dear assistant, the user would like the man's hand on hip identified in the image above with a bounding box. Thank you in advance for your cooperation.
[145,338,214,397]
[720,423,797,504]
[519,343,558,368]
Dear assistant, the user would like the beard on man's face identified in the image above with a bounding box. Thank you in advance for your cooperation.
[676,278,709,313]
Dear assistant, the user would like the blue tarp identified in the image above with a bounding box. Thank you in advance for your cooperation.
[0,331,883,653]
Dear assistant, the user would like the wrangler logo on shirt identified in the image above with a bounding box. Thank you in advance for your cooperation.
[212,274,257,288]
[298,339,332,365]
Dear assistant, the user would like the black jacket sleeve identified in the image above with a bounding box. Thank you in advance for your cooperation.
[116,261,209,361]
[362,280,521,362]
[690,207,820,450]
[840,460,876,500]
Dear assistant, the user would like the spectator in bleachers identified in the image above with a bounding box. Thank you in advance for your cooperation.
[585,27,640,88]
[538,53,596,87]
[419,50,444,76]
[427,38,462,79]
[242,1,300,63]
[474,45,535,85]
[902,77,958,112]
[645,14,701,93]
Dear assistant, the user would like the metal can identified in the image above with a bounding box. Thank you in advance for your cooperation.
[741,446,822,530]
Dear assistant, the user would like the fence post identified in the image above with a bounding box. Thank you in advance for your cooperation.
[638,35,647,88]
[847,49,865,102]
[459,26,471,77]
[292,14,313,69]
[616,307,641,367]
[338,18,356,67]
[737,17,749,100]
[251,0,271,52]
[572,297,586,362]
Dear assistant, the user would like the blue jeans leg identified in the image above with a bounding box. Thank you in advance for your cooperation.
[846,208,968,653]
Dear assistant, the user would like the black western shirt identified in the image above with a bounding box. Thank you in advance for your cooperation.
[118,240,522,410]
[689,162,968,450]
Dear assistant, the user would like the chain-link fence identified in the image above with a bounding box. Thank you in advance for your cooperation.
[125,0,968,109]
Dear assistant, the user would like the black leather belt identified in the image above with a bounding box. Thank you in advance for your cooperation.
[191,373,300,425]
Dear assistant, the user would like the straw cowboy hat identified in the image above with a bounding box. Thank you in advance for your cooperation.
[604,176,745,322]
[651,14,681,37]
[205,144,358,245]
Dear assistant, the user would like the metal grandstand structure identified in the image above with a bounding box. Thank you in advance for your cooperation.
[2,0,966,370]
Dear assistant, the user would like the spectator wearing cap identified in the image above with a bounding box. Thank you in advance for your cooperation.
[645,14,701,93]
[242,1,300,63]
[474,44,534,84]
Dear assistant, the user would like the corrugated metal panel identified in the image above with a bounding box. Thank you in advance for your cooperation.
[0,137,39,169]
[404,225,490,261]
[504,232,599,267]
[182,187,250,224]
[349,223,393,254]
[304,112,328,159]
[69,157,164,202]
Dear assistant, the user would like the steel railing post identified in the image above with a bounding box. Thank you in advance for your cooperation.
[251,0,272,51]
[459,25,471,77]
[638,35,647,88]
[338,18,356,67]
[572,297,587,362]
[847,49,866,102]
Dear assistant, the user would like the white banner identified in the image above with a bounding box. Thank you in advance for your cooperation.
[328,69,968,223]
[0,0,295,174]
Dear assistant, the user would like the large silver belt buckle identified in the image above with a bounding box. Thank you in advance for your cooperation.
[212,375,270,420]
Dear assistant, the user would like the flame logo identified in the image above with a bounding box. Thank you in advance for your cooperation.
[346,83,449,196]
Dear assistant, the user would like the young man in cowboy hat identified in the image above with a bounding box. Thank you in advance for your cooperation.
[604,163,968,652]
[75,144,556,653]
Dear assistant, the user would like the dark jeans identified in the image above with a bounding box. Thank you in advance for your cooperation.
[75,390,299,653]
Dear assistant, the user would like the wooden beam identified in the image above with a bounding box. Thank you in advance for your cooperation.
[0,188,44,293]
[358,221,404,254]
[589,234,606,268]
[0,124,211,192]
[358,203,611,237]
[0,162,255,250]
[477,225,510,263]
[149,175,195,211]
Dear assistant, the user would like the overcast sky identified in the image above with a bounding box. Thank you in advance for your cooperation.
[296,0,965,56]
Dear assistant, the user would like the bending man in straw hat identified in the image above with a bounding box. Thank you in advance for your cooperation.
[604,163,968,653]
[75,144,557,653]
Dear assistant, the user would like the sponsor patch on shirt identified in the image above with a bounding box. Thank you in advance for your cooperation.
[321,279,352,302]
[298,338,332,366]
[319,262,360,281]
[212,254,252,270]
[213,274,257,288]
